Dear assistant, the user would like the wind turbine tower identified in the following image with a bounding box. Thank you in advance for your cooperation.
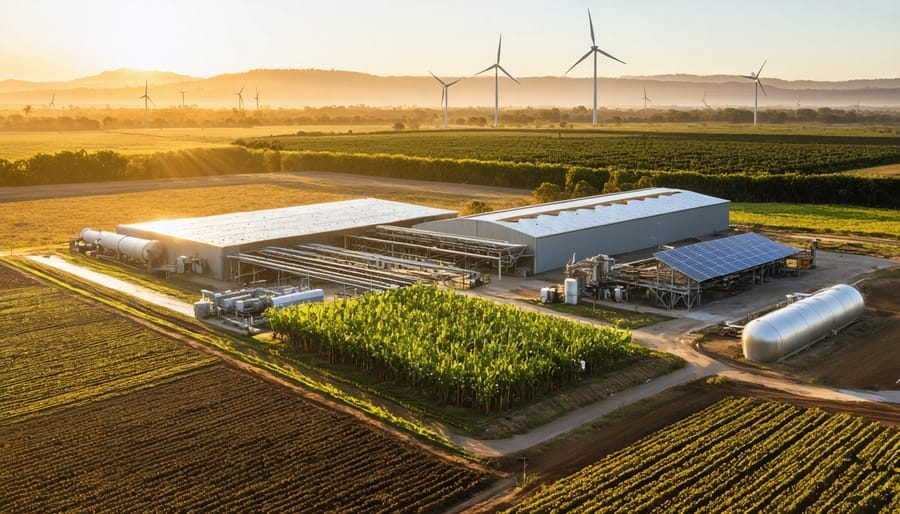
[178,89,185,109]
[235,84,245,110]
[49,93,55,110]
[565,9,625,127]
[255,88,260,111]
[139,81,153,128]
[741,60,768,126]
[430,72,461,128]
[702,91,712,110]
[475,34,519,127]
[641,87,652,109]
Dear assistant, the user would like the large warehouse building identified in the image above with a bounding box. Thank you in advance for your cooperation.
[416,188,730,274]
[117,198,456,280]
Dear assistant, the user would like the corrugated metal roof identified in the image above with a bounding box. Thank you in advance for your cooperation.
[461,188,728,238]
[654,232,799,282]
[119,198,456,248]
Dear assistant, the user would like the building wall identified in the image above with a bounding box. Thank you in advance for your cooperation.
[418,202,730,274]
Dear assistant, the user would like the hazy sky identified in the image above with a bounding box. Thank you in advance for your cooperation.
[2,0,898,82]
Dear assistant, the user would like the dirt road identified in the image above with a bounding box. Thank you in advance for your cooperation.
[0,171,531,204]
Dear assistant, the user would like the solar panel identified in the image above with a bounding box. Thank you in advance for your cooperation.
[653,233,799,282]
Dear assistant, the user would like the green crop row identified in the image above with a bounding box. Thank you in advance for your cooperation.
[261,130,900,175]
[268,285,638,414]
[506,397,900,513]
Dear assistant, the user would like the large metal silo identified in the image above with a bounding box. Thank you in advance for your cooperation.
[742,284,865,362]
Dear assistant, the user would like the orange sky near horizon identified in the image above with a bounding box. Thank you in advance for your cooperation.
[2,0,898,82]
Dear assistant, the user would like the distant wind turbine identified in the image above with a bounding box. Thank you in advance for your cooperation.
[741,60,768,126]
[475,34,519,127]
[255,88,260,111]
[641,87,652,109]
[702,91,712,110]
[565,9,625,127]
[49,93,55,110]
[429,72,461,128]
[178,89,185,109]
[235,84,245,110]
[139,80,153,127]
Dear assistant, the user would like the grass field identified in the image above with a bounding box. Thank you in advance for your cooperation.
[844,163,900,176]
[0,180,529,249]
[0,263,215,421]
[0,125,384,160]
[730,202,900,239]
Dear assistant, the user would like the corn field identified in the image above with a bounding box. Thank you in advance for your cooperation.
[268,285,636,413]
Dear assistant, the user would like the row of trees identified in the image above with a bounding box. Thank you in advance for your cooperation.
[3,105,899,131]
[2,146,897,208]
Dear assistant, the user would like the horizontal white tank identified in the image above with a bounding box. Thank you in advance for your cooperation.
[270,289,325,308]
[742,284,865,362]
[81,228,164,262]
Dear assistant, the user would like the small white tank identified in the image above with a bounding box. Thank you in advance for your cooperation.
[564,278,579,305]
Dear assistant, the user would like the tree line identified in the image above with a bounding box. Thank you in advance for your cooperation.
[3,105,899,131]
[2,146,897,208]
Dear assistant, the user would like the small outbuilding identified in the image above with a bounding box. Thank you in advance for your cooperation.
[415,188,730,274]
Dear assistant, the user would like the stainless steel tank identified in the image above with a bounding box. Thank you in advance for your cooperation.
[742,284,865,362]
[81,228,164,262]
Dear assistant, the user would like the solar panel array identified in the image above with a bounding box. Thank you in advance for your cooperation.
[653,232,799,282]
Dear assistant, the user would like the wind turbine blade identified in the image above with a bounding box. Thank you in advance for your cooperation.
[441,87,445,105]
[429,71,447,86]
[758,80,768,96]
[565,50,594,75]
[497,65,519,84]
[446,79,462,87]
[740,74,756,80]
[757,59,767,77]
[475,64,496,76]
[496,34,502,64]
[588,8,596,46]
[597,48,626,64]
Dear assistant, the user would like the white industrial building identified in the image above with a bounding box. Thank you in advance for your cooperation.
[117,198,456,280]
[416,188,730,274]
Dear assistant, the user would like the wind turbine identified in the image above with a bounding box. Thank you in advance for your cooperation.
[235,84,245,110]
[475,34,519,127]
[178,89,185,109]
[49,93,55,110]
[641,87,652,109]
[139,81,153,127]
[254,88,260,111]
[430,72,461,128]
[565,9,625,127]
[741,60,767,126]
[702,91,712,110]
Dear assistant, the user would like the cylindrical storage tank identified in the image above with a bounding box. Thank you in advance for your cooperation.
[742,284,865,362]
[83,229,164,262]
[564,278,579,305]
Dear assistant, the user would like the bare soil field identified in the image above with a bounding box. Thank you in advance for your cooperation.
[0,364,494,513]
[699,270,900,391]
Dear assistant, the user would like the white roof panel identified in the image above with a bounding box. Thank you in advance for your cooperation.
[120,198,455,248]
[462,188,727,238]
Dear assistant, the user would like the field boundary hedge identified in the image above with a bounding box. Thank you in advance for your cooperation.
[2,146,898,208]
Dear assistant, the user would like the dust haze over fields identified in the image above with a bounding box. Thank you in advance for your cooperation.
[1,68,899,110]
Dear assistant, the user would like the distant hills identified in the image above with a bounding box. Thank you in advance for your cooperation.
[1,68,898,110]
